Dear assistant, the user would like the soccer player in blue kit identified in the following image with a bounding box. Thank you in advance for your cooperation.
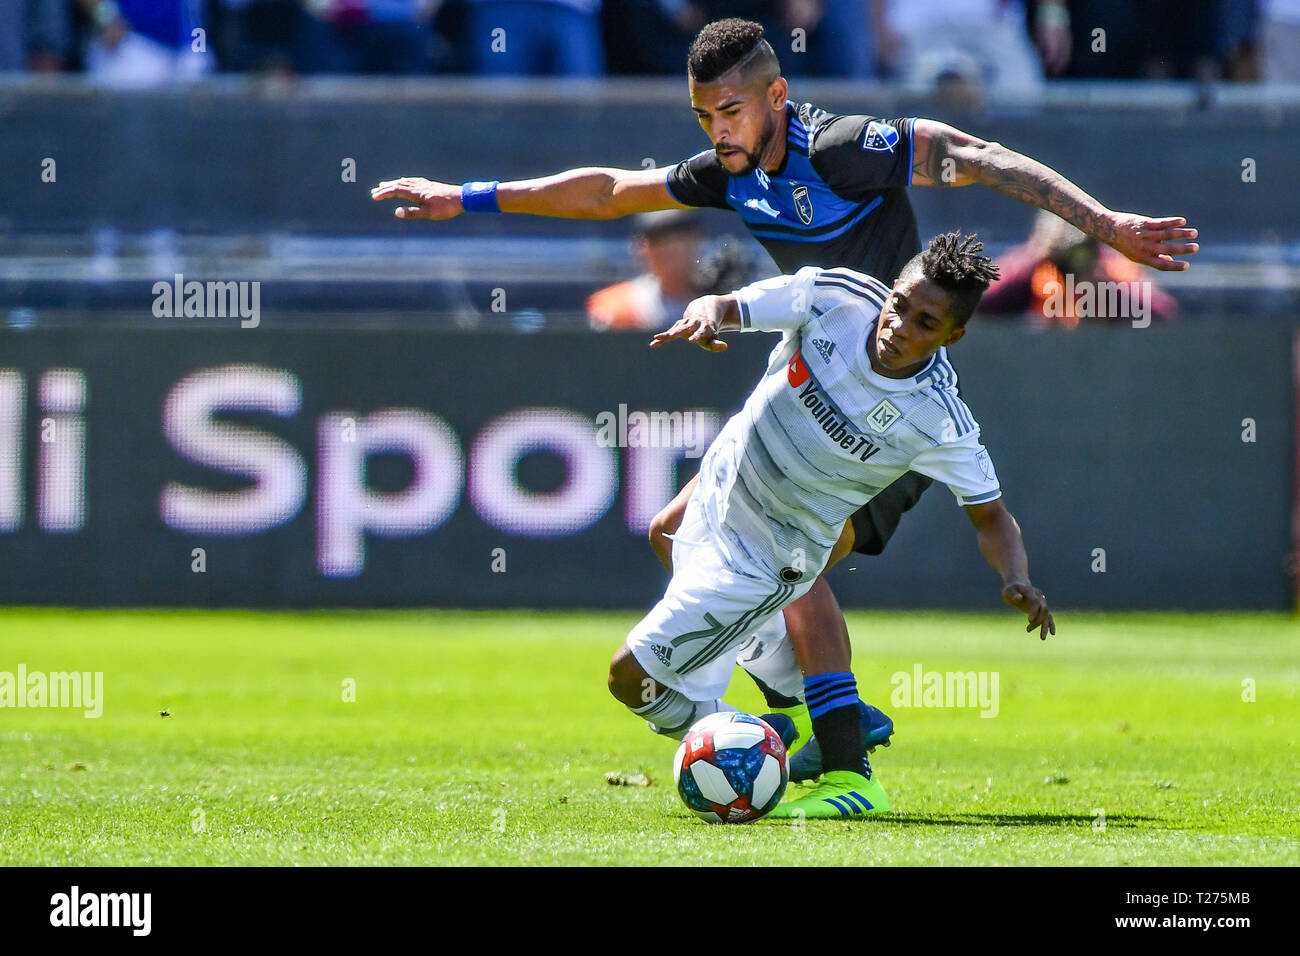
[372,18,1196,801]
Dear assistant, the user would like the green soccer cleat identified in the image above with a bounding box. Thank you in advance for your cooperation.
[767,770,891,819]
[769,702,813,756]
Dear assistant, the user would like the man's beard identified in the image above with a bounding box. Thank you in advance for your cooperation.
[717,113,778,177]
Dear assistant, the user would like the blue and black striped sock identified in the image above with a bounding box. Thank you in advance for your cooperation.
[804,671,869,778]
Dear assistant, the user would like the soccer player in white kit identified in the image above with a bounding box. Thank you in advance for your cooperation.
[607,232,1054,819]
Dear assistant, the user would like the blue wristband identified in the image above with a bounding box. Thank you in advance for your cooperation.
[461,180,501,214]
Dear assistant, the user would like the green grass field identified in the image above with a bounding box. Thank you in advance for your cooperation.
[1,608,1296,866]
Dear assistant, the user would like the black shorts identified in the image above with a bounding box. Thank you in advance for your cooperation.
[848,471,934,556]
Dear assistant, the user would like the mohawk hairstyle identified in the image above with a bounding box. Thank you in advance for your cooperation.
[906,231,1001,325]
[688,18,779,85]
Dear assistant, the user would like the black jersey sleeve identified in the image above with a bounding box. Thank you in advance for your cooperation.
[665,149,731,209]
[808,115,916,203]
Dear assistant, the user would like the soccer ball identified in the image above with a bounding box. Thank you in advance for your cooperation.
[673,712,788,823]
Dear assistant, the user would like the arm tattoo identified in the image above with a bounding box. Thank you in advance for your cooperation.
[916,124,1116,243]
[910,130,950,190]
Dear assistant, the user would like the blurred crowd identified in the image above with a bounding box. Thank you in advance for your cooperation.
[585,209,1177,331]
[1,1,1295,87]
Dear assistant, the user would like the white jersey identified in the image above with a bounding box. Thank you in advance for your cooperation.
[695,265,1002,579]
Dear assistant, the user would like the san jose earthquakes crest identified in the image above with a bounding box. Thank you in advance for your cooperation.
[792,185,814,225]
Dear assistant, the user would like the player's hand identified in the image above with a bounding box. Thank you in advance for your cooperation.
[1002,581,1055,640]
[370,178,464,221]
[1100,212,1199,272]
[649,296,729,352]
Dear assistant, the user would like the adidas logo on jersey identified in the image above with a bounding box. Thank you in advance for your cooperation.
[812,338,836,362]
[651,644,672,666]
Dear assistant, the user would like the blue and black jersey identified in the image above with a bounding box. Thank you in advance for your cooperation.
[667,100,931,557]
[666,101,922,283]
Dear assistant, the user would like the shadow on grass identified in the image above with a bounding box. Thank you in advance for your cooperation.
[881,812,1158,828]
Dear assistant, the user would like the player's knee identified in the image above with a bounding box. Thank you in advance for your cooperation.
[607,644,649,707]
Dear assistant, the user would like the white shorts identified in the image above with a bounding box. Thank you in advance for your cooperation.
[626,497,815,702]
[734,615,804,700]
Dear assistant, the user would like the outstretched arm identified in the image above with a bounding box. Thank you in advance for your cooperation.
[909,119,1200,272]
[649,265,825,351]
[370,166,689,221]
[964,499,1055,640]
[649,294,740,353]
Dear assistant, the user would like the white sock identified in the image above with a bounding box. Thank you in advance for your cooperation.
[632,691,737,740]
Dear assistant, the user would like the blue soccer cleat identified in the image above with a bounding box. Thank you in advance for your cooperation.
[789,700,894,783]
[758,712,798,751]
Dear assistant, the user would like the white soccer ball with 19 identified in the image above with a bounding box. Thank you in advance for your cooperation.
[673,712,788,823]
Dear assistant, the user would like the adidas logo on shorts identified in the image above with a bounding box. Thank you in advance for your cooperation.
[651,644,672,666]
[812,338,835,362]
